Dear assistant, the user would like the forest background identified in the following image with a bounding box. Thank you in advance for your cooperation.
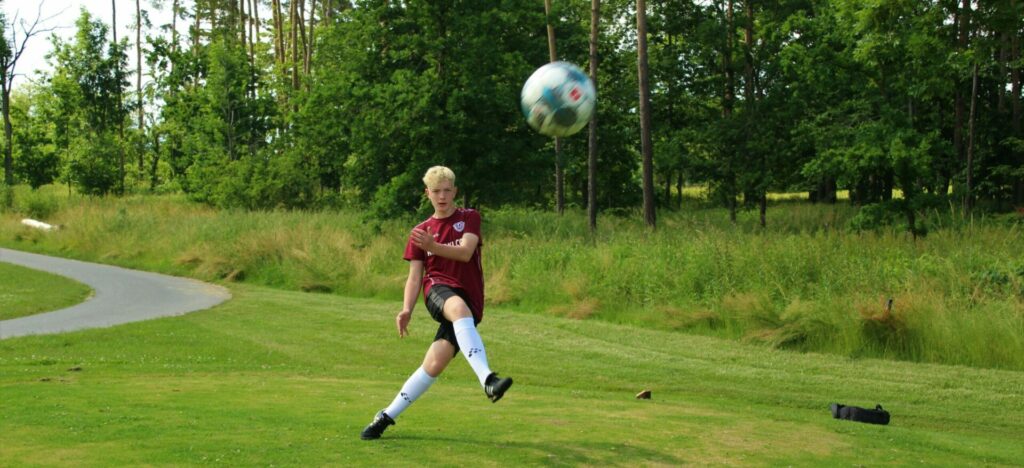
[0,0,1020,227]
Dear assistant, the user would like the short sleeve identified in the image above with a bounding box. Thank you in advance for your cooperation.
[464,210,481,239]
[403,229,425,261]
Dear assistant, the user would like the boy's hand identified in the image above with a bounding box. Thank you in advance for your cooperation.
[396,310,412,338]
[410,226,436,251]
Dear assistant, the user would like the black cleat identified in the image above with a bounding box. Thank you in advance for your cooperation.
[360,410,395,440]
[484,373,513,403]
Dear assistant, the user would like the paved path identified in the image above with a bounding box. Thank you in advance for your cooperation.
[0,248,231,339]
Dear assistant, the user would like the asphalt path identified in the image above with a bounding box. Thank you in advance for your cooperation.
[0,248,231,339]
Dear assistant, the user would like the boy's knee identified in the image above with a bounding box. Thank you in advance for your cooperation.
[442,298,472,321]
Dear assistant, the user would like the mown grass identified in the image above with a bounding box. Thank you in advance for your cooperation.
[0,261,93,320]
[1,184,1022,370]
[1,283,1022,465]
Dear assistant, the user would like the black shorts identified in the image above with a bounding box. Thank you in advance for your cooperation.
[425,285,480,354]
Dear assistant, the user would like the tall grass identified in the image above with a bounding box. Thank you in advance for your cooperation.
[2,185,1022,369]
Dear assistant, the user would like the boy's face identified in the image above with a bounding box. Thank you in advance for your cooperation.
[426,179,457,216]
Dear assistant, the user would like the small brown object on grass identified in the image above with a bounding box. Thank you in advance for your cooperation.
[636,389,652,400]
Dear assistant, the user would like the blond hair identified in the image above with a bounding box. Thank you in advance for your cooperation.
[422,166,456,189]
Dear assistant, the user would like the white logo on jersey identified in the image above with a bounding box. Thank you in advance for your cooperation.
[454,221,465,233]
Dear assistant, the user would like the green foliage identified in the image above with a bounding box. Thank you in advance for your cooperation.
[67,134,122,195]
[5,0,1024,216]
[8,87,61,189]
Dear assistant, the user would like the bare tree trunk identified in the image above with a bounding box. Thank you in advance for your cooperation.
[588,0,600,233]
[309,0,317,76]
[273,0,284,64]
[171,0,178,72]
[2,81,11,186]
[251,0,260,49]
[113,0,126,194]
[999,31,1008,114]
[298,0,309,76]
[291,0,300,90]
[954,0,970,179]
[743,0,765,228]
[193,2,201,53]
[1013,0,1023,204]
[723,0,736,222]
[150,125,160,191]
[238,0,247,52]
[637,0,655,228]
[723,0,735,118]
[966,62,978,216]
[136,0,145,178]
[543,0,564,215]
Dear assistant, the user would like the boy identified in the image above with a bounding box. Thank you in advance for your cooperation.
[360,166,513,440]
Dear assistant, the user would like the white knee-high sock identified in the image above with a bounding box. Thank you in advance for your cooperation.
[453,317,492,387]
[384,366,436,419]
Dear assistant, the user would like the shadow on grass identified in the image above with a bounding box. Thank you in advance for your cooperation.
[384,433,683,466]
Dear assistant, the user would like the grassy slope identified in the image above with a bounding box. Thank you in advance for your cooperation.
[3,192,1022,370]
[0,262,93,320]
[1,283,1021,466]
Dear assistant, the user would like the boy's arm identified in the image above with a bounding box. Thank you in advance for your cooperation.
[397,260,424,338]
[410,228,479,263]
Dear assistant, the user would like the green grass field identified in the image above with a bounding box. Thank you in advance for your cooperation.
[0,261,93,321]
[1,282,1022,465]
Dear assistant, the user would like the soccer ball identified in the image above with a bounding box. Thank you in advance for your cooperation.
[520,61,596,137]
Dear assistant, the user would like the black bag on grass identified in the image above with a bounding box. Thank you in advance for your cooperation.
[830,403,890,425]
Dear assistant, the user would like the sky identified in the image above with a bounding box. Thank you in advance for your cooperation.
[2,0,178,87]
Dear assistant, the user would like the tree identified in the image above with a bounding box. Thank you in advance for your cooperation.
[49,9,131,195]
[588,0,600,232]
[637,0,655,228]
[10,86,60,188]
[1,3,56,186]
[544,0,565,214]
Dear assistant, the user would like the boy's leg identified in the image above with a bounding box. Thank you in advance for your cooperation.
[440,294,513,402]
[442,295,492,386]
[363,340,456,440]
[382,340,456,419]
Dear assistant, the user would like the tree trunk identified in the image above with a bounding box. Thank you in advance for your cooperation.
[298,0,309,76]
[664,171,672,205]
[966,62,978,216]
[291,0,300,91]
[193,1,201,52]
[637,0,655,228]
[251,0,260,51]
[723,0,735,118]
[723,0,736,223]
[1013,0,1023,205]
[309,0,318,76]
[543,0,564,215]
[237,0,246,53]
[273,0,284,65]
[113,0,125,195]
[953,0,970,180]
[171,0,178,72]
[676,172,683,208]
[136,0,144,178]
[2,82,12,186]
[743,0,764,228]
[588,0,600,233]
[150,127,160,191]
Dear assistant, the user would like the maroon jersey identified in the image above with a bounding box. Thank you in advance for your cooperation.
[403,208,484,319]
